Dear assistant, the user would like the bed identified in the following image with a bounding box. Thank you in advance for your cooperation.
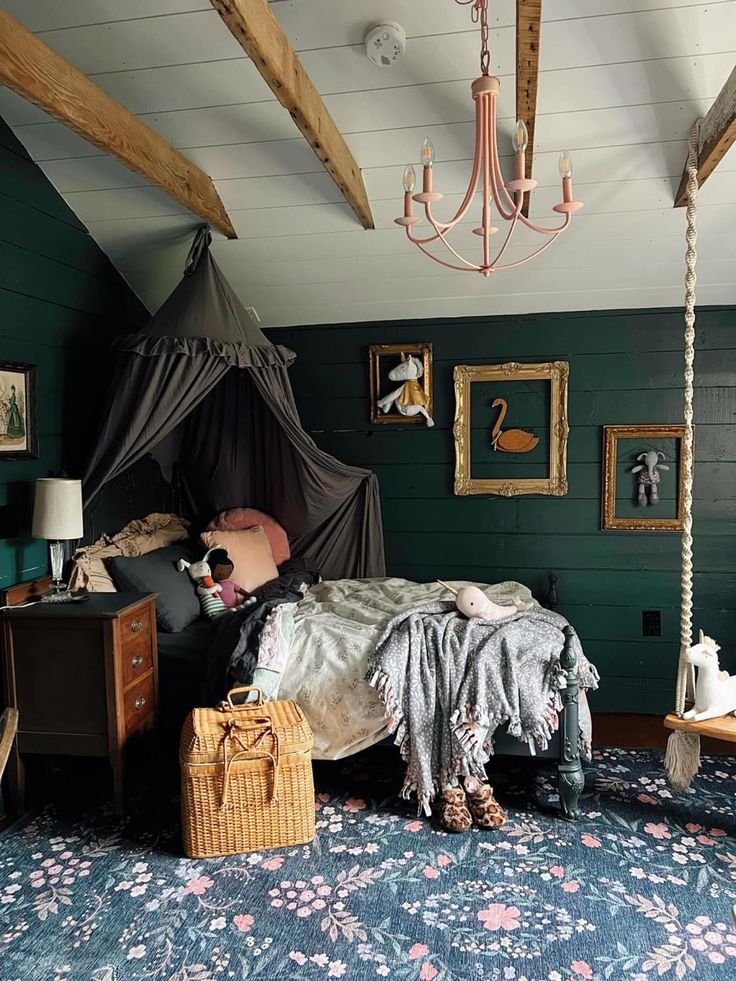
[75,464,597,821]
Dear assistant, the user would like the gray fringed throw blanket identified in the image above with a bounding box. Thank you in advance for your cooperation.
[366,602,599,815]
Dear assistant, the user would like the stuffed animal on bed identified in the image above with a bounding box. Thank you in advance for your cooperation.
[208,546,253,608]
[438,580,532,621]
[177,548,229,619]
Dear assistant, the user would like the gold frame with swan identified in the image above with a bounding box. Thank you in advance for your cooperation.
[453,361,569,497]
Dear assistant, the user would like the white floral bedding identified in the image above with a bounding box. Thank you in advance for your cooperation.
[278,577,536,760]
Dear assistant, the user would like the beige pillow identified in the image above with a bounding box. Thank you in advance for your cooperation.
[69,513,190,592]
[200,526,278,593]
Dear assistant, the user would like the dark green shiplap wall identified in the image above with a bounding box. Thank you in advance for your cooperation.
[0,117,147,593]
[268,308,736,714]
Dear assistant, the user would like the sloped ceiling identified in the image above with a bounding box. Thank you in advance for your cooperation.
[1,0,735,326]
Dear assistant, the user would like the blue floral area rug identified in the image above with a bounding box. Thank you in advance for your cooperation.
[1,748,736,981]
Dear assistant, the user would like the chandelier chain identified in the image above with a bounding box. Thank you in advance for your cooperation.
[456,0,490,74]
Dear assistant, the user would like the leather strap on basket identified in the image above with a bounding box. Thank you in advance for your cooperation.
[219,717,281,810]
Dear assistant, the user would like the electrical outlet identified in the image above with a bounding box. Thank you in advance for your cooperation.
[642,610,661,637]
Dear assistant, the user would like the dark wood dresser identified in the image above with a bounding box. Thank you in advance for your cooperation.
[1,590,158,816]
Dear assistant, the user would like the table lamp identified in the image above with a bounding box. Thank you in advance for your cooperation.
[31,478,84,600]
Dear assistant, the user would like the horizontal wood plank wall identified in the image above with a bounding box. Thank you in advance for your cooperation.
[267,307,736,716]
[0,115,147,595]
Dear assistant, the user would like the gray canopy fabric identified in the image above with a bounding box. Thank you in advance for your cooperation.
[83,230,385,580]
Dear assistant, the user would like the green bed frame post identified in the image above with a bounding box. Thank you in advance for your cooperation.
[558,625,584,820]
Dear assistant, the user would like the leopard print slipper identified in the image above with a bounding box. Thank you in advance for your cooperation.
[436,786,472,833]
[463,776,507,829]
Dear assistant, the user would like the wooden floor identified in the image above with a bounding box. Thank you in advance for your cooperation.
[595,712,736,754]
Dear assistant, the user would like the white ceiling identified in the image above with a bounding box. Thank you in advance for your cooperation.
[2,0,735,326]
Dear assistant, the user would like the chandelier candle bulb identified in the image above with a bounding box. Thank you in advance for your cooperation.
[402,164,416,193]
[394,0,581,273]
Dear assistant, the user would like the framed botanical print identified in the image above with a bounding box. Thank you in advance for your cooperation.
[0,361,38,460]
[602,424,687,531]
[369,343,433,426]
[453,361,569,496]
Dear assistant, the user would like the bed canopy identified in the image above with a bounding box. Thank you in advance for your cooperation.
[83,227,385,581]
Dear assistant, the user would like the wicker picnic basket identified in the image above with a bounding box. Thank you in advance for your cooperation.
[180,686,315,858]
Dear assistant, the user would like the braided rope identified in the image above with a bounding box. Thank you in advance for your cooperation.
[674,120,702,716]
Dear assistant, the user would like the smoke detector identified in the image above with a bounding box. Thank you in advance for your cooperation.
[364,22,406,68]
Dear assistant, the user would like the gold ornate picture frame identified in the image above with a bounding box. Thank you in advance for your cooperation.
[453,361,569,496]
[602,424,688,531]
[369,343,432,425]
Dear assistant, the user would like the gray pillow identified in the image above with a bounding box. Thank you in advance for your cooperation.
[108,542,201,633]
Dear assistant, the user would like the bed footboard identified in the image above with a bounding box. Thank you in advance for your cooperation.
[558,625,584,820]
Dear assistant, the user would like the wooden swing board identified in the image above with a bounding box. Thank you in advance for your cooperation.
[664,712,736,744]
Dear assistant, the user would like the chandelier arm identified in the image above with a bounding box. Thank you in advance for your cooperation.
[405,228,481,272]
[516,212,571,235]
[488,212,521,268]
[422,209,487,270]
[481,95,492,266]
[487,94,518,221]
[492,223,570,271]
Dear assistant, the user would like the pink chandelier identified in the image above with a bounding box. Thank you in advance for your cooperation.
[395,0,583,276]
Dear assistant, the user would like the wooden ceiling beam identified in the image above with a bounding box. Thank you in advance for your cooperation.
[210,0,374,230]
[674,65,736,207]
[516,0,542,218]
[0,11,237,239]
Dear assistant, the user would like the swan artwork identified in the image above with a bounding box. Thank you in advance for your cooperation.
[490,398,539,453]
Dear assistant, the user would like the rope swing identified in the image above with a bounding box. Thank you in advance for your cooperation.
[664,119,704,791]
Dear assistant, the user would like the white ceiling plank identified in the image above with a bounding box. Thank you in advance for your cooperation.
[218,258,736,311]
[210,233,736,288]
[5,1,725,39]
[250,284,736,329]
[3,45,731,129]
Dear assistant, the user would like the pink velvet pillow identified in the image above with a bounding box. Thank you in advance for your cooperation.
[200,526,279,593]
[206,508,290,566]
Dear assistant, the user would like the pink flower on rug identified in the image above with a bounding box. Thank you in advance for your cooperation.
[419,964,438,980]
[184,876,214,895]
[581,834,602,848]
[233,914,254,933]
[562,880,580,893]
[572,960,593,979]
[637,794,657,805]
[550,865,565,878]
[697,835,716,846]
[708,952,726,964]
[686,822,702,833]
[408,943,429,960]
[644,823,671,840]
[311,954,329,967]
[710,828,727,837]
[328,962,347,978]
[289,951,307,965]
[477,903,521,931]
[405,821,423,832]
[344,798,366,813]
[437,854,451,867]
[423,866,440,879]
[262,856,284,871]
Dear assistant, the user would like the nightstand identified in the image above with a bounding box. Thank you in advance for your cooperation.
[1,590,158,816]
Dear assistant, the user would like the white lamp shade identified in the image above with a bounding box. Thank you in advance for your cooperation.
[32,478,83,540]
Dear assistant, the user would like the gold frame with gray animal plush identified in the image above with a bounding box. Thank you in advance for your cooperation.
[602,424,688,531]
[453,361,569,497]
[369,343,433,425]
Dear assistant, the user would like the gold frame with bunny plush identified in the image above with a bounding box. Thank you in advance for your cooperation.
[369,343,432,425]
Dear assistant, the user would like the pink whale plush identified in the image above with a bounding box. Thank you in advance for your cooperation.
[437,580,531,621]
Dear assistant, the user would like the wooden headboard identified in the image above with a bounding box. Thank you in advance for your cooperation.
[83,455,177,544]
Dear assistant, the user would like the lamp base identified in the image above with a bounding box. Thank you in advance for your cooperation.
[41,589,77,604]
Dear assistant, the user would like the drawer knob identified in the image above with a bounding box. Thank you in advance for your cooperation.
[134,696,146,711]
[131,655,144,669]
[130,618,143,633]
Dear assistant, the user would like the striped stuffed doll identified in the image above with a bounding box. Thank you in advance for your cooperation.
[177,548,228,620]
